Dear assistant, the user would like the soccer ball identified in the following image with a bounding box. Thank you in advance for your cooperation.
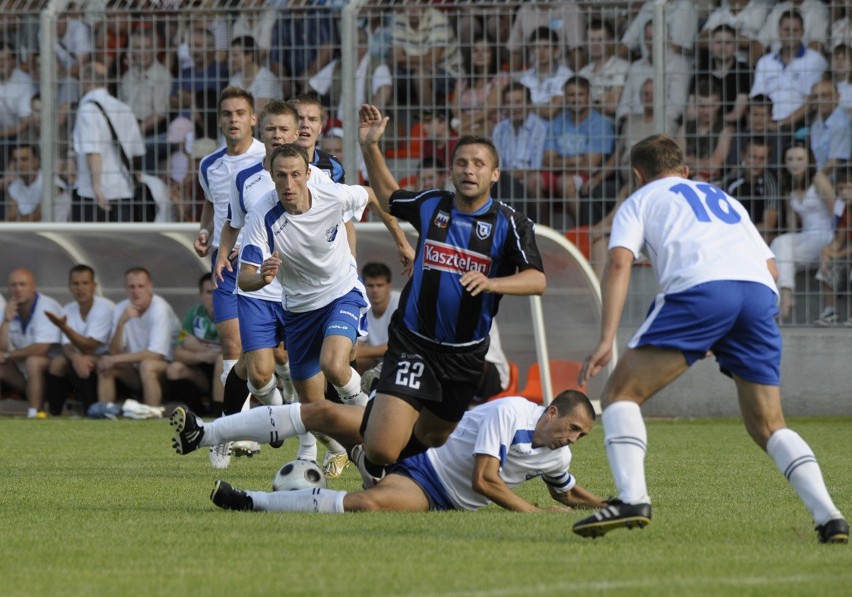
[272,459,327,492]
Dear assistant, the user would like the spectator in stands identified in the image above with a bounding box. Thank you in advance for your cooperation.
[0,268,62,418]
[97,267,180,408]
[356,262,401,374]
[721,136,782,244]
[814,166,852,326]
[417,157,448,191]
[171,27,229,140]
[699,0,768,65]
[758,0,829,55]
[770,142,836,320]
[750,10,827,132]
[585,78,678,276]
[0,42,36,172]
[491,82,548,202]
[2,143,43,222]
[544,76,615,227]
[677,77,734,183]
[831,4,852,54]
[693,24,752,125]
[516,27,574,121]
[452,34,510,137]
[228,36,280,114]
[505,2,584,72]
[55,11,91,72]
[391,5,463,109]
[619,0,697,58]
[727,94,789,173]
[308,27,393,127]
[272,0,338,98]
[808,80,852,177]
[229,0,276,64]
[615,20,691,124]
[831,45,852,113]
[119,29,173,172]
[165,273,222,416]
[72,61,146,223]
[420,109,459,171]
[578,18,629,119]
[43,265,115,417]
[92,0,131,81]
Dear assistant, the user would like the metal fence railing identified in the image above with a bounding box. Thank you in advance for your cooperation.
[1,0,850,325]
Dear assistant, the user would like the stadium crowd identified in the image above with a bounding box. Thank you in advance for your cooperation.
[1,0,851,323]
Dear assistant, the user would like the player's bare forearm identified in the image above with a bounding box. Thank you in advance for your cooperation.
[471,455,541,513]
[358,105,398,209]
[599,247,633,344]
[368,189,415,269]
[549,483,609,509]
[463,267,545,297]
[238,264,268,292]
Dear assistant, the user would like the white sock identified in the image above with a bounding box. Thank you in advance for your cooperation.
[316,432,347,455]
[602,401,650,504]
[766,428,843,525]
[202,404,301,447]
[220,359,238,386]
[275,361,298,403]
[248,488,346,513]
[248,377,282,406]
[334,368,368,406]
[27,407,38,418]
[297,432,318,461]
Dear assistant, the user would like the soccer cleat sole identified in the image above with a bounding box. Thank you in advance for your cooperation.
[169,406,200,455]
[572,515,651,538]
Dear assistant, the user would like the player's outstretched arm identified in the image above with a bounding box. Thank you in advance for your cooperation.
[471,454,542,512]
[547,483,609,510]
[365,187,415,275]
[580,246,633,385]
[358,104,398,211]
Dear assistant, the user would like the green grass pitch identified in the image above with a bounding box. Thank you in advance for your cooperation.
[1,415,850,596]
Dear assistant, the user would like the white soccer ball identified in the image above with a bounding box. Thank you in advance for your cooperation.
[272,459,328,492]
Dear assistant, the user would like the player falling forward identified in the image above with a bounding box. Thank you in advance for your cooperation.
[571,134,848,544]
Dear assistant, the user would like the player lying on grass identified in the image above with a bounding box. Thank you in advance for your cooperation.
[174,391,608,513]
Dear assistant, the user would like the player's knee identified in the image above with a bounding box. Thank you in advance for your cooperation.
[246,362,274,390]
[319,355,350,386]
[342,491,378,513]
[363,443,399,468]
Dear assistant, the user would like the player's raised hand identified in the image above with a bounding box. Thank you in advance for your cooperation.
[359,104,389,146]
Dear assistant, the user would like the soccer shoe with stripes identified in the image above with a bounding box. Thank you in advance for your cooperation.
[209,442,232,469]
[210,480,253,511]
[572,500,652,538]
[170,406,205,455]
[322,450,350,479]
[816,518,849,544]
[231,440,261,458]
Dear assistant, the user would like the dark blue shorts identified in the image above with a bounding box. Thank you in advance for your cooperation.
[281,288,368,381]
[211,249,238,323]
[389,452,455,511]
[237,295,285,352]
[628,280,781,385]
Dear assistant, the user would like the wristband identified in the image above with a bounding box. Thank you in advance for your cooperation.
[198,228,210,238]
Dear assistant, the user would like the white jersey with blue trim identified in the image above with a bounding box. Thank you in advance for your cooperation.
[426,397,577,511]
[230,161,337,302]
[240,181,368,313]
[609,176,777,295]
[198,138,265,248]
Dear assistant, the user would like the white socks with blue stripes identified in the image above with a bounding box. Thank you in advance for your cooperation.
[248,488,346,513]
[602,401,651,505]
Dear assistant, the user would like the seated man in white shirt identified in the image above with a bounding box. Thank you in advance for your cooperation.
[44,264,115,416]
[356,262,401,374]
[0,268,62,418]
[97,267,180,408]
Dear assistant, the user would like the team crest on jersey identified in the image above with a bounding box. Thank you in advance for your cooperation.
[476,221,492,240]
[326,224,339,242]
[423,240,491,275]
[433,211,450,229]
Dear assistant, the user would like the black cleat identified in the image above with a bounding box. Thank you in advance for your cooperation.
[816,518,849,544]
[572,500,652,538]
[170,406,204,455]
[210,480,253,511]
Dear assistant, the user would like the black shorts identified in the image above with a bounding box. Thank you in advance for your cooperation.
[375,318,488,423]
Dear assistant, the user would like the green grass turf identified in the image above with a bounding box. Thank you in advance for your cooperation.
[1,415,850,596]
